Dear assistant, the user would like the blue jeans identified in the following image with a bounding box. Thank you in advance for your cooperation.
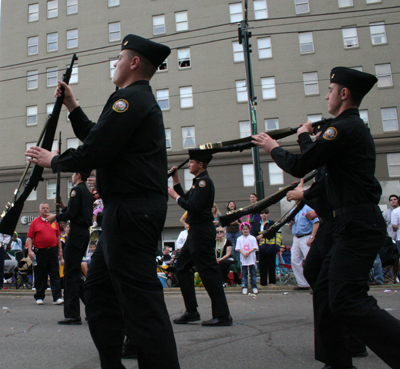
[372,254,383,285]
[226,231,241,260]
[241,264,257,289]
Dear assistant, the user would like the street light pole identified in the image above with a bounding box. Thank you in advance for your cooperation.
[238,0,265,199]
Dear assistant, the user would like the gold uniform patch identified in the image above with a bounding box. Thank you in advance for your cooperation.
[70,190,77,197]
[199,180,206,188]
[323,127,338,140]
[112,99,129,113]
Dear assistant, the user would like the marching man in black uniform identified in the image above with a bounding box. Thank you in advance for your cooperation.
[168,151,233,326]
[46,172,93,325]
[253,67,400,369]
[25,34,180,369]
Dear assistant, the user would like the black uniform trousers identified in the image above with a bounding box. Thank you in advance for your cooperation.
[83,196,179,369]
[312,210,400,369]
[176,222,230,318]
[259,253,277,285]
[63,224,90,318]
[33,247,62,301]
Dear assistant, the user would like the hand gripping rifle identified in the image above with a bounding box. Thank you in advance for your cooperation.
[218,172,316,227]
[167,158,189,178]
[0,54,78,236]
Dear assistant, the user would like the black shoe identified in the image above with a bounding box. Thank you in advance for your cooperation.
[352,350,368,358]
[173,311,201,324]
[57,317,82,325]
[201,315,233,326]
[294,286,310,290]
[122,337,137,359]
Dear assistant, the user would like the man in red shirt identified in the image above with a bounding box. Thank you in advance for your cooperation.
[27,203,63,305]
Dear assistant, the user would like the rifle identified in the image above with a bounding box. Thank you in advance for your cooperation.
[193,118,332,155]
[167,158,189,178]
[0,54,78,236]
[55,131,62,215]
[218,172,316,227]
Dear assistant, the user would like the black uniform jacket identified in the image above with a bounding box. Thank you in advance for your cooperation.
[174,170,215,224]
[51,80,168,203]
[271,108,381,210]
[56,182,92,228]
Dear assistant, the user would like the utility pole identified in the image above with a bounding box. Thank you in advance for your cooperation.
[238,0,265,199]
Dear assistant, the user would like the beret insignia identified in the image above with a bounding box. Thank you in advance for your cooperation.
[323,127,338,140]
[71,190,77,197]
[112,99,129,113]
[199,180,206,188]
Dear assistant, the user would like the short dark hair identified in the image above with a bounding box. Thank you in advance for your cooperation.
[129,50,157,79]
[338,84,363,107]
[250,193,258,198]
[227,201,236,211]
[261,208,269,214]
[193,160,207,169]
[77,172,89,182]
[389,194,399,201]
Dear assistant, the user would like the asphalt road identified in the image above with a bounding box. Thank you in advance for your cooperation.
[0,287,398,369]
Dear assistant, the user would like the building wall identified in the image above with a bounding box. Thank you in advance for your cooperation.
[0,0,399,244]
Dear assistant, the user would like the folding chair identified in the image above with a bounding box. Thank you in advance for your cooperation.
[277,251,297,286]
[380,237,400,284]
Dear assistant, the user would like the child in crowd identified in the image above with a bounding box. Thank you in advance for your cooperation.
[92,189,103,228]
[81,241,97,277]
[236,222,259,295]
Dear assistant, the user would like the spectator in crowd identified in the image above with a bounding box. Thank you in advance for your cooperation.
[383,194,398,241]
[159,246,172,265]
[180,211,189,230]
[215,226,235,287]
[81,241,97,277]
[247,193,261,237]
[212,203,222,227]
[175,224,189,251]
[257,209,280,286]
[236,222,259,295]
[92,189,103,229]
[225,201,242,255]
[11,232,23,250]
[391,200,400,255]
[289,202,319,290]
[26,203,63,305]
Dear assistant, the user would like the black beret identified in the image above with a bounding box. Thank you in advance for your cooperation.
[121,34,170,68]
[330,67,377,97]
[188,149,213,164]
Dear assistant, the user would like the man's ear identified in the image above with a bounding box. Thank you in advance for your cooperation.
[341,87,350,100]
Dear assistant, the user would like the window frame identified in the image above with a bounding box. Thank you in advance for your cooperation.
[47,0,58,19]
[156,89,170,111]
[177,48,191,69]
[47,32,58,52]
[179,86,193,109]
[229,2,243,23]
[375,63,393,88]
[257,37,272,59]
[67,29,78,49]
[254,0,268,20]
[265,118,279,132]
[175,11,189,32]
[67,0,78,15]
[27,106,38,126]
[342,27,359,48]
[242,164,255,187]
[381,107,399,132]
[303,72,319,96]
[261,77,276,100]
[47,67,58,87]
[165,129,172,150]
[268,162,284,185]
[294,0,310,14]
[182,126,196,149]
[370,22,387,45]
[109,22,121,42]
[153,14,166,35]
[28,3,39,22]
[28,36,39,56]
[236,80,247,102]
[27,70,39,90]
[298,32,314,54]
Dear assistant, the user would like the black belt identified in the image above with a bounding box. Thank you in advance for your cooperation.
[294,232,311,238]
[35,246,57,251]
[333,203,380,218]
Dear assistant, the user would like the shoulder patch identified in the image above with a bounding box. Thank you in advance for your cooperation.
[323,127,338,140]
[112,99,129,113]
[70,190,77,197]
[199,180,206,188]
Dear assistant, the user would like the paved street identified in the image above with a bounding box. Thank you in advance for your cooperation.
[0,287,398,369]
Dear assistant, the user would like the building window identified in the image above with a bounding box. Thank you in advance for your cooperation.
[69,65,78,84]
[295,0,310,14]
[184,169,195,191]
[67,29,78,49]
[269,162,283,185]
[342,27,359,48]
[254,0,268,19]
[370,22,387,45]
[28,36,39,55]
[47,104,55,117]
[359,110,369,126]
[110,59,117,78]
[303,72,319,95]
[67,138,79,149]
[338,0,353,8]
[229,3,243,23]
[261,77,276,100]
[47,33,58,52]
[236,80,247,102]
[108,0,120,7]
[375,64,393,88]
[47,0,58,18]
[175,11,188,32]
[387,154,400,177]
[307,114,322,122]
[156,89,170,110]
[28,4,39,22]
[153,15,165,35]
[67,0,78,15]
[27,189,37,201]
[27,70,38,90]
[180,86,193,108]
[298,32,314,54]
[239,121,251,138]
[232,41,244,62]
[158,59,168,72]
[182,127,196,149]
[109,22,121,42]
[381,107,399,132]
[165,129,172,150]
[367,0,381,3]
[46,179,57,199]
[265,118,279,132]
[47,67,58,87]
[257,37,272,59]
[242,164,255,187]
[26,142,36,162]
[178,48,191,69]
[27,106,38,126]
